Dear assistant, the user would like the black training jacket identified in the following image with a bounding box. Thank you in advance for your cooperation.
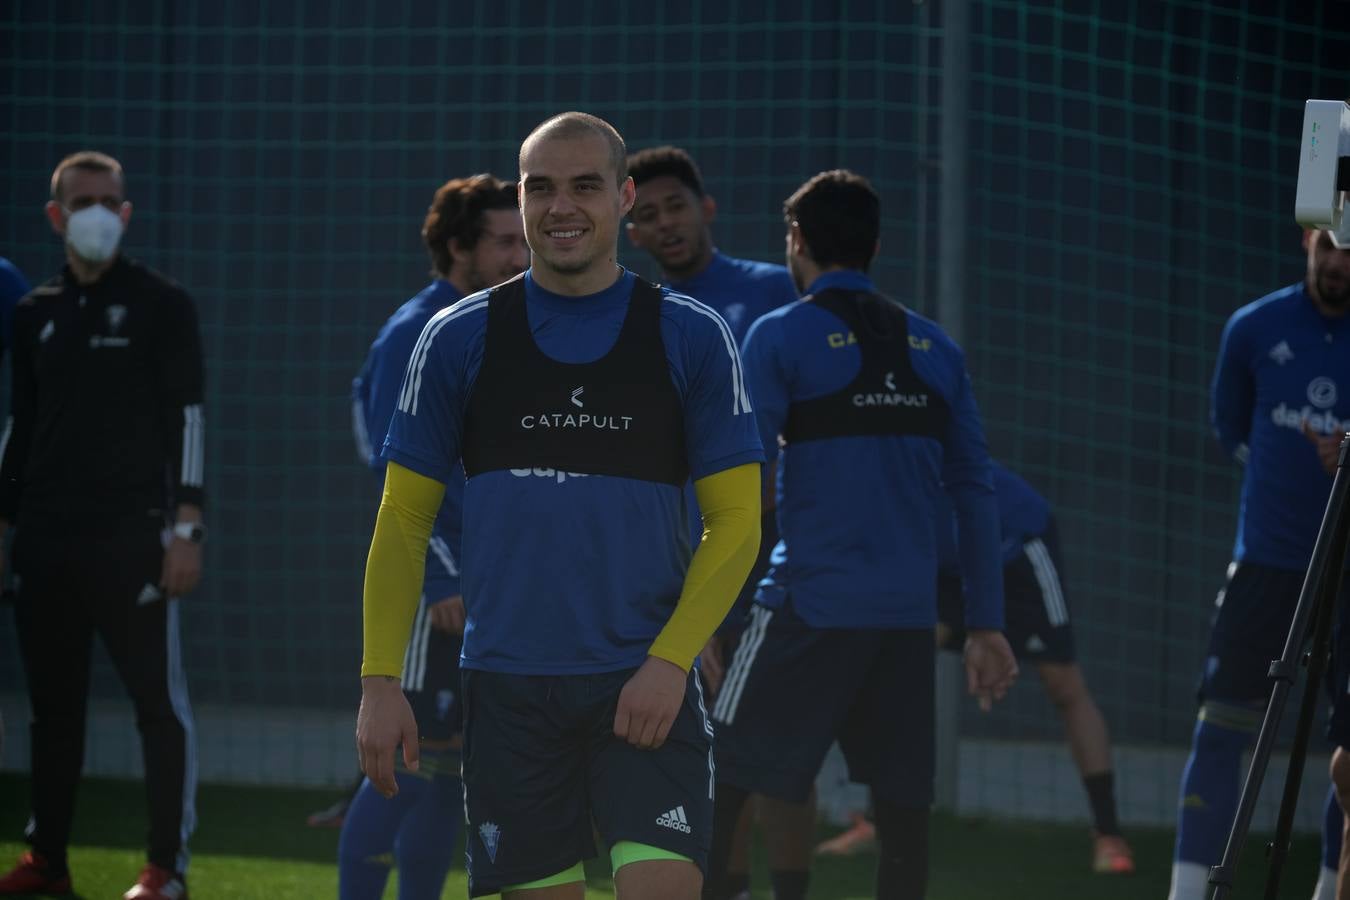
[0,255,205,530]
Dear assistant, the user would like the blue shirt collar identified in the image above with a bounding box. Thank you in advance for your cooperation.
[805,270,874,296]
[524,267,636,314]
[668,250,732,294]
[426,278,463,306]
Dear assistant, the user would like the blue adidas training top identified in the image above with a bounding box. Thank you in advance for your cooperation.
[667,251,797,547]
[667,251,799,345]
[1211,282,1350,571]
[937,461,1052,571]
[741,269,1003,630]
[383,268,764,674]
[353,279,465,601]
[0,257,29,358]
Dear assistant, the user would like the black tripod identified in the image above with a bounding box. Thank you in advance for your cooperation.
[1209,432,1350,900]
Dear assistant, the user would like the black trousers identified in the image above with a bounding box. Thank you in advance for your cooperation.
[12,522,196,874]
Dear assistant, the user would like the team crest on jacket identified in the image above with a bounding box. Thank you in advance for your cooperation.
[722,302,746,331]
[106,304,127,334]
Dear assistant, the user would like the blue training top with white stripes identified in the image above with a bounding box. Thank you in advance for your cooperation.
[936,461,1051,570]
[666,252,798,548]
[353,279,464,600]
[1211,282,1350,571]
[667,251,799,345]
[383,268,764,675]
[741,269,1004,630]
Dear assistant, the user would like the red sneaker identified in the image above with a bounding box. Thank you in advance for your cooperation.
[305,796,351,828]
[1092,833,1136,874]
[0,850,72,895]
[814,815,877,856]
[123,864,188,900]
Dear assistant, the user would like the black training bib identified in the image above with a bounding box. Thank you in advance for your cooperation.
[782,289,950,444]
[461,274,688,485]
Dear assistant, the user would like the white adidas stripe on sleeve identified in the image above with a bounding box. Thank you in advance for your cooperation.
[398,299,488,416]
[664,295,752,416]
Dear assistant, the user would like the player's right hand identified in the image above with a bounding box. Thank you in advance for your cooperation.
[1302,422,1344,477]
[699,636,727,698]
[614,655,686,750]
[161,536,202,598]
[356,675,419,798]
[428,595,465,634]
[963,629,1019,712]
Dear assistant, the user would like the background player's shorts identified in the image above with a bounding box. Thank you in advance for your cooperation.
[937,524,1075,664]
[401,599,463,743]
[704,511,781,695]
[711,601,935,809]
[731,511,779,627]
[1198,561,1321,706]
[1323,573,1350,747]
[460,667,713,897]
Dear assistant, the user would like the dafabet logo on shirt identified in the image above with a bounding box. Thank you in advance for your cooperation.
[1270,377,1344,435]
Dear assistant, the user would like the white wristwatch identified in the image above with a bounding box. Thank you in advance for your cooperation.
[172,521,207,544]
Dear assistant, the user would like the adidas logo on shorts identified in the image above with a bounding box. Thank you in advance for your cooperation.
[656,805,692,833]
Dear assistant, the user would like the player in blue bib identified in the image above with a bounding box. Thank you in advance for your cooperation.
[1168,228,1350,900]
[340,174,527,900]
[703,170,1018,900]
[356,113,764,900]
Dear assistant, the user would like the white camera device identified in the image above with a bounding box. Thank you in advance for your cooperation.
[1294,99,1350,247]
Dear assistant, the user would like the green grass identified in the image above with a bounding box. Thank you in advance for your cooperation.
[0,773,1324,898]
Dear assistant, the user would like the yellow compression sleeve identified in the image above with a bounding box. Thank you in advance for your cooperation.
[648,462,761,671]
[361,461,446,678]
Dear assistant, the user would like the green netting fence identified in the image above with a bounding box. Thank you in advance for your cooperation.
[1,0,1347,826]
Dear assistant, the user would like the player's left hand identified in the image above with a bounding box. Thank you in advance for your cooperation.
[1302,422,1345,477]
[160,537,202,598]
[428,595,465,634]
[963,629,1019,712]
[614,655,687,750]
[698,636,727,698]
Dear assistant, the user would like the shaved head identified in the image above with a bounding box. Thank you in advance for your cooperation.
[520,112,627,186]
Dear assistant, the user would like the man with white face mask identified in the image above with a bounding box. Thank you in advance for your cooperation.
[0,151,206,900]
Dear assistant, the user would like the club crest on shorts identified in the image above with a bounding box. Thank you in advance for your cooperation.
[478,821,501,863]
